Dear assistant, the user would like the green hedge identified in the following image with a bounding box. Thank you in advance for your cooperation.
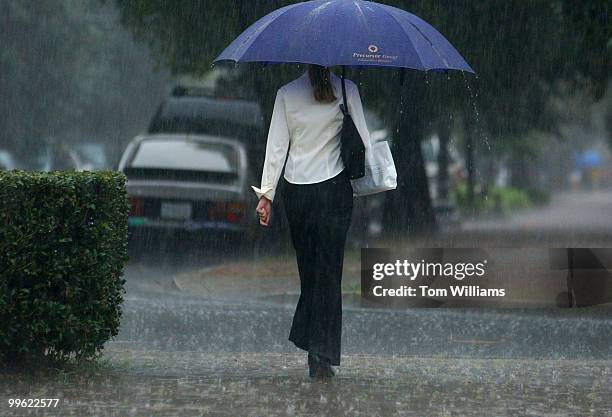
[0,170,129,364]
[452,183,547,216]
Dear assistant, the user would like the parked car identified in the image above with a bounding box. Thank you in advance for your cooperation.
[34,139,86,172]
[421,134,464,229]
[119,86,270,245]
[420,134,464,201]
[74,142,110,171]
[148,85,267,175]
[0,149,21,170]
[118,132,257,243]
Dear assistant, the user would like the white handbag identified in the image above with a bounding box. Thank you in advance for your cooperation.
[350,140,397,196]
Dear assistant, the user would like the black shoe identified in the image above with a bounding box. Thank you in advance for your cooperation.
[316,363,335,378]
[308,352,335,379]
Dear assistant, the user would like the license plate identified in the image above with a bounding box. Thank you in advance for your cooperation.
[160,201,192,220]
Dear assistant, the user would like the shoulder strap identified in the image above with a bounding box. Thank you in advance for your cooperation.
[340,65,349,116]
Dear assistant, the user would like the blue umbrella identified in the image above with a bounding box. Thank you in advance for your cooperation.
[577,150,603,168]
[214,0,474,74]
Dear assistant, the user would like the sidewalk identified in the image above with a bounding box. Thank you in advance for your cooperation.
[170,252,612,309]
[173,190,612,309]
[171,253,361,303]
[4,350,609,417]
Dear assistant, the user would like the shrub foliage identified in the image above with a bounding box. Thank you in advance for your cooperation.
[0,170,129,364]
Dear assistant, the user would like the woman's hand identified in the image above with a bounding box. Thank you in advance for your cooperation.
[256,196,272,226]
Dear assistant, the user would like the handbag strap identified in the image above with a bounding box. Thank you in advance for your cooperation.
[340,65,349,116]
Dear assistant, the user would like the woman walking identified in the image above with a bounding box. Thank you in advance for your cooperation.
[252,65,371,378]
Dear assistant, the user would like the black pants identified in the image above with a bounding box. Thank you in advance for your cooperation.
[282,169,353,366]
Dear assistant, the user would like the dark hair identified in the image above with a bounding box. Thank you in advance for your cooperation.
[308,65,336,103]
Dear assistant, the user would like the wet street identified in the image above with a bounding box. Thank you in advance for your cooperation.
[2,296,611,417]
[2,190,612,416]
[3,351,611,416]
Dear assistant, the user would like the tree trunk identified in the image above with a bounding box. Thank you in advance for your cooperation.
[383,72,437,238]
[463,115,476,208]
[437,116,452,202]
[510,150,531,189]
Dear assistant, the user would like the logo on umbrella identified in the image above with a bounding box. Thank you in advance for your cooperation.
[353,44,398,64]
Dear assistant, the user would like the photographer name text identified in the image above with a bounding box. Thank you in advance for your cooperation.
[370,259,506,298]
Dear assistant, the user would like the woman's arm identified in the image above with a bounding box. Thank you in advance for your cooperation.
[251,88,290,203]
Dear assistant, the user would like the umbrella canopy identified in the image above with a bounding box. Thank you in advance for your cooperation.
[575,150,603,168]
[214,0,474,73]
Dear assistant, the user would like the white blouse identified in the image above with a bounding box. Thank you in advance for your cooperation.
[251,70,372,202]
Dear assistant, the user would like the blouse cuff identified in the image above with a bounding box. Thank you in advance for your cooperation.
[251,185,275,202]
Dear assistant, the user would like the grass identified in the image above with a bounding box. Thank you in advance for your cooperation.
[341,282,362,294]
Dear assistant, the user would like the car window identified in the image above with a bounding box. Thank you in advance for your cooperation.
[129,139,238,173]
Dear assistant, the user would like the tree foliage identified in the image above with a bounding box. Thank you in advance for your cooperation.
[0,0,171,163]
[114,0,609,138]
[0,0,91,153]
